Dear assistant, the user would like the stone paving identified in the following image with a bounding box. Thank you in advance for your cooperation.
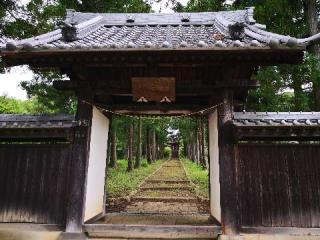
[123,159,203,214]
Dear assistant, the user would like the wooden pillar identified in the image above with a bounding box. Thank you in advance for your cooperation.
[65,90,93,233]
[218,90,238,235]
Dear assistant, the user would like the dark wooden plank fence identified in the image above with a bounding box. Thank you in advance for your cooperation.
[237,144,320,228]
[0,144,72,224]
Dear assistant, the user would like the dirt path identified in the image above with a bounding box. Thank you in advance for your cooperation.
[123,159,207,214]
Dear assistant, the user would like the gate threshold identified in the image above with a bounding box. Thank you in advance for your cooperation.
[84,213,221,239]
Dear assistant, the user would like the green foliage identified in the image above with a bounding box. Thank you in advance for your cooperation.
[236,0,319,111]
[170,117,197,142]
[183,0,224,12]
[247,67,292,111]
[305,54,320,109]
[20,69,76,114]
[163,146,171,158]
[232,0,307,36]
[107,159,165,198]
[182,158,209,198]
[57,0,152,13]
[247,55,315,112]
[0,95,46,114]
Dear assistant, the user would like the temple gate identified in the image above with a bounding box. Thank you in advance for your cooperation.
[1,7,320,240]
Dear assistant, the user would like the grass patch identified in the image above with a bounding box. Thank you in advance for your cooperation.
[107,159,166,198]
[181,159,209,198]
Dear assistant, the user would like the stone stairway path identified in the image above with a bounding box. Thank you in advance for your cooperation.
[93,159,217,239]
[124,159,201,215]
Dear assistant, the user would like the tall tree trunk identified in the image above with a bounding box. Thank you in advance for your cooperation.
[192,138,198,163]
[199,117,206,169]
[108,129,117,168]
[146,127,152,164]
[291,68,306,111]
[156,135,161,159]
[105,125,112,167]
[127,123,134,172]
[304,0,320,110]
[196,120,201,165]
[183,140,188,158]
[134,117,142,168]
[152,129,156,162]
[305,0,320,54]
[188,143,191,160]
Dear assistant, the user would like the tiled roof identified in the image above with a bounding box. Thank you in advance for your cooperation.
[0,114,75,129]
[1,7,318,51]
[233,112,320,127]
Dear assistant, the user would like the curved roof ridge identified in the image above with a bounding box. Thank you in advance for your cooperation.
[246,25,292,42]
[18,29,62,47]
[0,7,316,51]
[298,32,320,45]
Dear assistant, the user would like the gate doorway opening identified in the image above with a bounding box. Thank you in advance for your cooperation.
[97,115,217,229]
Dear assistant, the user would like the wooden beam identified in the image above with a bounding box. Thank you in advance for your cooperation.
[84,224,221,239]
[54,80,257,96]
[218,90,239,235]
[65,89,93,233]
[2,48,304,68]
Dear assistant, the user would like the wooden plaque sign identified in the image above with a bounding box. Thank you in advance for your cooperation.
[132,77,176,102]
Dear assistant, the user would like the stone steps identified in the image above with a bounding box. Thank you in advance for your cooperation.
[140,186,193,191]
[145,179,190,184]
[122,159,202,215]
[125,201,199,214]
[131,196,198,203]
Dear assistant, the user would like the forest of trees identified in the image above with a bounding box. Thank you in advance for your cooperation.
[0,0,319,170]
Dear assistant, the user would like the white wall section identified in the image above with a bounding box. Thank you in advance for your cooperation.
[208,110,221,222]
[84,107,109,222]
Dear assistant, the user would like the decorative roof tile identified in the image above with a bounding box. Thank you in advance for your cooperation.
[233,112,320,127]
[0,7,318,52]
[0,114,75,129]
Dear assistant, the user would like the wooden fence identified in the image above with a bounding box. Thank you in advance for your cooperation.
[0,143,72,224]
[237,144,320,228]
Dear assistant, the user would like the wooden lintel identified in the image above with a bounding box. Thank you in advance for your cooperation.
[54,80,255,97]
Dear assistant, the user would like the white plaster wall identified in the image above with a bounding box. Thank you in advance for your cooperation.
[208,110,221,222]
[84,107,109,222]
